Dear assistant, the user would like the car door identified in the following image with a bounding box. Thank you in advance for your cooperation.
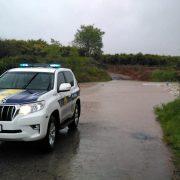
[57,72,71,122]
[63,71,75,118]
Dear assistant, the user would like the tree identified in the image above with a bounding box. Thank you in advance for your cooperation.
[44,39,62,57]
[50,38,62,47]
[73,25,105,56]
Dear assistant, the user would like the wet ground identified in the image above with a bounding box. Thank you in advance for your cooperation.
[0,80,175,180]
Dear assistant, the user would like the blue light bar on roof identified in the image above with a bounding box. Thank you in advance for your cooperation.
[19,63,29,67]
[50,64,61,68]
[19,63,61,68]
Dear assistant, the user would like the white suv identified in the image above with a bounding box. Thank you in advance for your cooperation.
[0,64,81,150]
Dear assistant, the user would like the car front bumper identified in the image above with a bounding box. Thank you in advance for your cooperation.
[0,111,49,141]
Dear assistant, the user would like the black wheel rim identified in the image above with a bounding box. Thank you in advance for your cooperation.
[49,121,56,147]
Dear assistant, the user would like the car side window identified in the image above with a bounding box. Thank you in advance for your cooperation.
[64,71,74,87]
[57,72,66,91]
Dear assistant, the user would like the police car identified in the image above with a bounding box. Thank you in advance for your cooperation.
[0,64,81,150]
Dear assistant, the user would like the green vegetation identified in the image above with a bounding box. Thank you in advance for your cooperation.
[155,99,180,172]
[100,53,180,82]
[73,25,105,57]
[101,53,180,67]
[151,70,179,82]
[0,38,110,82]
[40,57,111,82]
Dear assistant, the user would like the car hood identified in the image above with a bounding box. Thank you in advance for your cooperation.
[0,89,47,104]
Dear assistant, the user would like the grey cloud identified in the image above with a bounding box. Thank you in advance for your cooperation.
[0,0,179,55]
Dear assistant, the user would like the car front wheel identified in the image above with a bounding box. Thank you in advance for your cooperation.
[68,104,80,130]
[42,115,57,151]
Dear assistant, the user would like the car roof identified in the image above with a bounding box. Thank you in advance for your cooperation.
[8,67,70,73]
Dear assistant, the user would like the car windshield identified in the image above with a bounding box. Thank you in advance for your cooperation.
[0,71,54,90]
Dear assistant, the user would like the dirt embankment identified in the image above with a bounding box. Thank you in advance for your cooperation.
[107,65,157,81]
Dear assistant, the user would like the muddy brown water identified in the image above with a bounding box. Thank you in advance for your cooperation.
[0,80,175,180]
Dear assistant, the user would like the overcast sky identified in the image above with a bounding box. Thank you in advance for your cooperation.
[0,0,179,55]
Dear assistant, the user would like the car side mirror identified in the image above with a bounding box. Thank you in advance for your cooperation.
[59,83,71,92]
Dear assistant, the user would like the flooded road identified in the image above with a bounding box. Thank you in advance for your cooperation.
[0,80,175,180]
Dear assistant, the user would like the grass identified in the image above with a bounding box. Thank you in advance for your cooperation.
[155,98,180,174]
[151,69,179,82]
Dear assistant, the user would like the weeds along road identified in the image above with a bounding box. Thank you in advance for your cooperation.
[0,80,175,180]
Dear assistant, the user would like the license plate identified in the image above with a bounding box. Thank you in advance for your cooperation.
[0,125,2,132]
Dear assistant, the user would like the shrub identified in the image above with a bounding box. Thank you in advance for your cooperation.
[0,56,111,83]
[151,70,178,82]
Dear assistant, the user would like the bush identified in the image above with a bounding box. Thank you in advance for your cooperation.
[151,70,178,82]
[0,56,111,83]
[49,57,111,82]
[0,38,111,82]
[101,53,180,67]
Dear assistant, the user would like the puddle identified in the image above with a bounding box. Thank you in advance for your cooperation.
[142,83,165,86]
[132,132,155,141]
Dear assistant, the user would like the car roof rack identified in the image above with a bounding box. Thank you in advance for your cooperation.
[19,63,61,68]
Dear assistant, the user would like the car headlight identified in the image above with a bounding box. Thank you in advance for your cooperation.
[19,101,45,115]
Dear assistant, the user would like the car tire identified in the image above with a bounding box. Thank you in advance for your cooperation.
[41,115,57,151]
[68,104,80,130]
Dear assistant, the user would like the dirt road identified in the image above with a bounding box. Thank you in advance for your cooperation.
[0,80,175,180]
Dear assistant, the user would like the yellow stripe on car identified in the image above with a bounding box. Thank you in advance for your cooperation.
[0,89,24,101]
